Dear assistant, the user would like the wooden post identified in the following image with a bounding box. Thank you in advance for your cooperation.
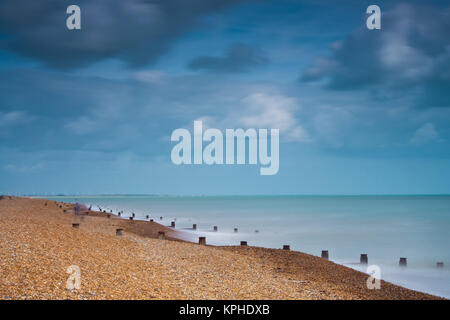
[158,231,165,240]
[321,250,329,260]
[360,254,368,264]
[234,228,238,233]
[171,221,175,228]
[199,237,206,245]
[283,245,290,251]
[193,224,197,230]
[213,226,218,232]
[240,241,248,246]
[116,229,123,236]
[437,262,444,268]
[399,257,407,267]
[72,223,79,229]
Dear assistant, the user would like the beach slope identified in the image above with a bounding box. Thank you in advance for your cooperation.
[0,196,442,300]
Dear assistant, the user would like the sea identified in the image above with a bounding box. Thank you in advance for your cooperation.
[41,194,450,298]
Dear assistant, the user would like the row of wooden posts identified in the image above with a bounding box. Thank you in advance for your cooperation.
[318,250,444,268]
[173,222,238,233]
[70,221,445,268]
[65,204,445,269]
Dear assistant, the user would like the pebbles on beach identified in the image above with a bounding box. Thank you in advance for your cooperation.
[0,197,442,300]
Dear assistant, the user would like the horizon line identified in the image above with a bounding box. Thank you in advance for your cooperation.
[19,193,450,197]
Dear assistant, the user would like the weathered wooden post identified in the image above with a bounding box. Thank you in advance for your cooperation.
[199,237,206,245]
[399,257,407,267]
[240,241,248,246]
[158,231,165,240]
[72,223,79,229]
[321,250,329,260]
[192,224,197,230]
[213,226,218,232]
[360,254,368,264]
[116,228,123,236]
[283,245,290,251]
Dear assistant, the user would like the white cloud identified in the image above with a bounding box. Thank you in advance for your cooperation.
[229,93,310,142]
[132,70,168,84]
[410,122,440,146]
[192,93,309,142]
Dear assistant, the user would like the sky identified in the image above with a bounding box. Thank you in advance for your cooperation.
[1,0,450,195]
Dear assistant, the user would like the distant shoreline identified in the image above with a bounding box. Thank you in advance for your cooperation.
[27,194,450,198]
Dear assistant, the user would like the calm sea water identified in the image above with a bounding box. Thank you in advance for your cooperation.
[43,195,450,298]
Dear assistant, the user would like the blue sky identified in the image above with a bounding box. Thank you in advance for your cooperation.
[1,0,450,195]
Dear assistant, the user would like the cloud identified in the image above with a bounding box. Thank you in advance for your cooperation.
[300,3,450,108]
[196,92,309,142]
[4,163,44,173]
[410,122,440,145]
[238,93,309,142]
[0,110,31,127]
[0,0,248,69]
[187,43,269,73]
[132,70,168,84]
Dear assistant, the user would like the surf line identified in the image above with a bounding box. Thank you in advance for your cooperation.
[170,120,279,175]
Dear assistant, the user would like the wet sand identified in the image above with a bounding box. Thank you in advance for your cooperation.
[0,196,443,300]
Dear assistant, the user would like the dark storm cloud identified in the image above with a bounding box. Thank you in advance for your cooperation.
[301,3,450,108]
[187,43,269,73]
[0,0,247,69]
